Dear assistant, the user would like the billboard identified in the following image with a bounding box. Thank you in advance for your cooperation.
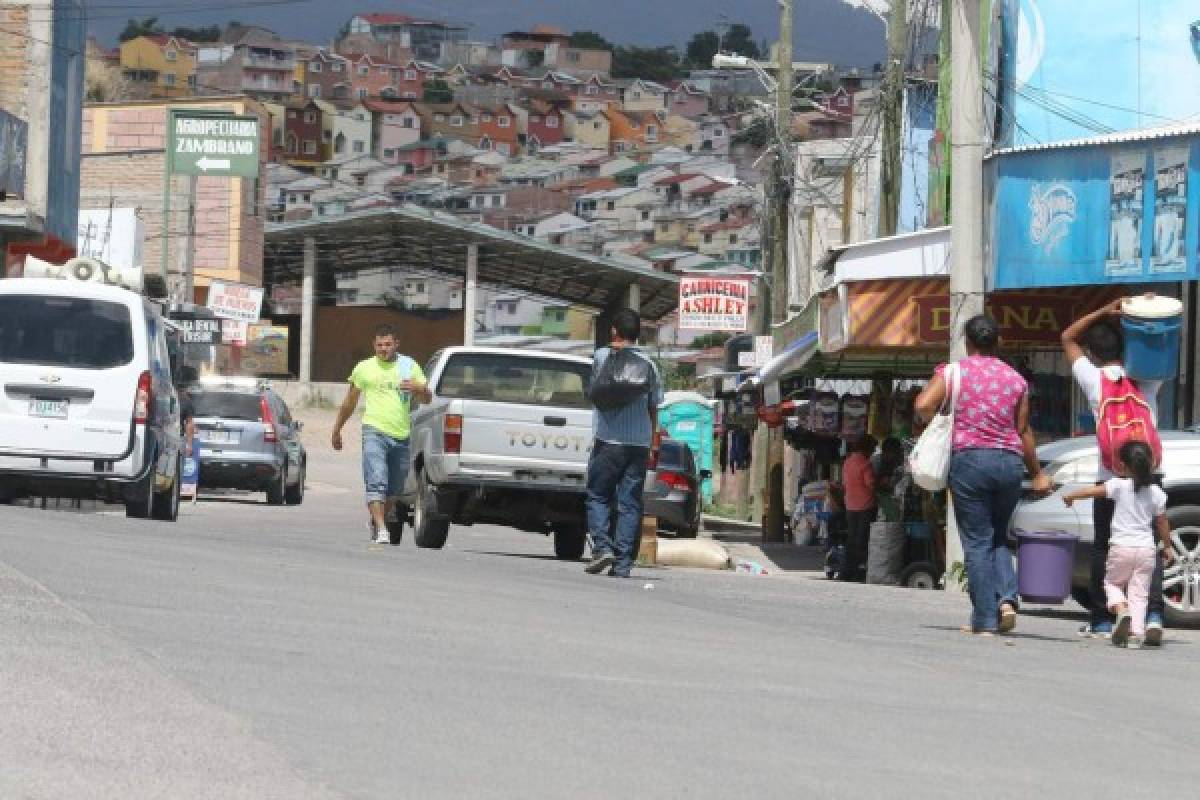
[207,279,264,322]
[1002,2,1200,146]
[678,277,749,331]
[992,137,1200,289]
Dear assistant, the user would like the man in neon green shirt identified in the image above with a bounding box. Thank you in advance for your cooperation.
[332,324,430,544]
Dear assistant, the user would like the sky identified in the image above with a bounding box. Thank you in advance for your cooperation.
[87,0,887,67]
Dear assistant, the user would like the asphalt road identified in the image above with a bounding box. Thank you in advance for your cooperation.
[3,450,1200,799]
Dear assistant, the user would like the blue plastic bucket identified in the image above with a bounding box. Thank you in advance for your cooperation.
[1122,314,1181,382]
[1015,529,1078,605]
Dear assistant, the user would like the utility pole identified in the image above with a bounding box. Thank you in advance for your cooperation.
[760,0,793,542]
[949,0,984,358]
[946,0,985,587]
[880,0,908,236]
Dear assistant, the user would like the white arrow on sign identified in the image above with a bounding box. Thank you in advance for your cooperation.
[196,156,231,171]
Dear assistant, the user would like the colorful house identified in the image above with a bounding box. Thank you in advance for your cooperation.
[364,99,425,162]
[119,35,197,98]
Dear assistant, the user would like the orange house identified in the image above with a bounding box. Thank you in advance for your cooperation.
[477,103,522,156]
[606,108,663,153]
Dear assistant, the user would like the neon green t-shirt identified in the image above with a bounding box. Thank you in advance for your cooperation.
[348,355,427,441]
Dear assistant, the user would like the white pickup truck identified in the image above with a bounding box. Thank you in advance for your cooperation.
[397,346,595,558]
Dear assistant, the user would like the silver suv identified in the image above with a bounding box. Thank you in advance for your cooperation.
[1011,432,1200,627]
[190,379,306,505]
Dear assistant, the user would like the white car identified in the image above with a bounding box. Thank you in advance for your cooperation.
[0,278,184,520]
[1011,432,1200,627]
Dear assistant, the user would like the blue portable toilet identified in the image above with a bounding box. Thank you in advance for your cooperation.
[658,391,717,502]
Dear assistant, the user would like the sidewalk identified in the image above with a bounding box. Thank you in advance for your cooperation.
[701,515,827,578]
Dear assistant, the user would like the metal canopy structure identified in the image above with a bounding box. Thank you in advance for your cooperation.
[264,205,680,320]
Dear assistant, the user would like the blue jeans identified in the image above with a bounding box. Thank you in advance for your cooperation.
[949,449,1022,631]
[586,440,649,574]
[362,426,410,504]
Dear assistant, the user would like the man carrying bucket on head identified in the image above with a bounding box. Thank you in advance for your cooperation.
[1062,296,1177,644]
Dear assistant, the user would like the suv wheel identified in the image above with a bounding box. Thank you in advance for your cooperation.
[1163,505,1200,628]
[412,473,449,549]
[553,523,587,560]
[285,463,305,505]
[266,465,287,506]
[152,456,181,522]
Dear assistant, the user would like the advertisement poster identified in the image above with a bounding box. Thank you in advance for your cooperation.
[1002,2,1200,146]
[1105,151,1145,277]
[240,325,289,375]
[1152,145,1189,274]
[678,278,749,331]
[207,280,264,322]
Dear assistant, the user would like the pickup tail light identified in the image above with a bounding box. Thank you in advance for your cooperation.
[133,371,152,425]
[656,470,690,492]
[444,414,462,454]
[260,394,277,442]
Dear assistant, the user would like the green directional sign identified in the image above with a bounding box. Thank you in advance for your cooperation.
[168,111,260,178]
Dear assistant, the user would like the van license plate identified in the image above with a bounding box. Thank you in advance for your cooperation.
[203,430,236,444]
[29,398,68,419]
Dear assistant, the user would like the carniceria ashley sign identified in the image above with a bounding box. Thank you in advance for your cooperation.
[169,112,260,178]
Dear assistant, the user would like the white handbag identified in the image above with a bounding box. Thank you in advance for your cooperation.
[909,363,960,491]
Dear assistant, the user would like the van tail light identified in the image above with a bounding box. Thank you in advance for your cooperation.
[656,470,691,492]
[133,371,152,425]
[444,414,463,454]
[260,395,278,442]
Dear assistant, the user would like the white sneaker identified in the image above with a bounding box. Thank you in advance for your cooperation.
[369,521,389,545]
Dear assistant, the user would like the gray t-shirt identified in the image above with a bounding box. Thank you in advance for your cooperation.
[1071,358,1161,480]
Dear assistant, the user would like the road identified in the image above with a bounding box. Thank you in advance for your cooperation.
[2,440,1199,799]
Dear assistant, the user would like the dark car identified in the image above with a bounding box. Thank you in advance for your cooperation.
[190,378,306,505]
[644,438,709,538]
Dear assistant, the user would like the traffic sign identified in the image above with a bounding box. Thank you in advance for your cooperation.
[168,112,260,178]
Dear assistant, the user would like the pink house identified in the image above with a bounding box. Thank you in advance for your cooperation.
[392,138,445,173]
[667,81,710,119]
[364,99,425,163]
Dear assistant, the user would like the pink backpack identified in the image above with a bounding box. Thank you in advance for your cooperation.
[1096,373,1162,473]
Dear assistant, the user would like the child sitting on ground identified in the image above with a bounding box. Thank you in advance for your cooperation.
[1063,441,1172,648]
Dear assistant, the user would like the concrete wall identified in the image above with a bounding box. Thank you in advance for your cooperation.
[311,305,465,382]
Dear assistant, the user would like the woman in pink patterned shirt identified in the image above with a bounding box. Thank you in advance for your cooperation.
[916,315,1052,635]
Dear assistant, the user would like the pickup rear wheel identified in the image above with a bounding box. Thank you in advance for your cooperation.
[413,474,449,549]
[553,524,587,560]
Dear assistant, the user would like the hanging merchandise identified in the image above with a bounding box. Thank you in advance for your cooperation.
[868,379,892,439]
[809,390,841,437]
[840,394,870,439]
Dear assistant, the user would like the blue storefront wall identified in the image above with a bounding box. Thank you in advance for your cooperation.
[991,134,1200,289]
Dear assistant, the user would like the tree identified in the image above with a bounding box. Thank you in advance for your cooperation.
[169,25,221,43]
[690,332,732,350]
[611,46,683,82]
[118,16,163,42]
[722,24,760,59]
[423,79,453,104]
[685,30,720,69]
[568,31,612,50]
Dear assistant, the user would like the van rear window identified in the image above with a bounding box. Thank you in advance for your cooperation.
[437,353,590,409]
[0,296,134,369]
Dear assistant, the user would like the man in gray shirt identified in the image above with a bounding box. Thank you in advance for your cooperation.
[584,308,664,578]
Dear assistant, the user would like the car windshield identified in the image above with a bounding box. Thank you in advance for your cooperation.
[0,295,134,369]
[436,353,590,409]
[191,390,263,421]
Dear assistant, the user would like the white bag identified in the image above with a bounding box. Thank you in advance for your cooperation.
[909,363,960,491]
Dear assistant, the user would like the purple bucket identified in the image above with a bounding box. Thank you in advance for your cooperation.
[1015,530,1078,605]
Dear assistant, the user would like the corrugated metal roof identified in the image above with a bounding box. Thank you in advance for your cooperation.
[988,121,1200,158]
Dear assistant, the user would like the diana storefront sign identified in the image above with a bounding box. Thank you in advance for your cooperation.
[991,133,1200,289]
[678,277,749,331]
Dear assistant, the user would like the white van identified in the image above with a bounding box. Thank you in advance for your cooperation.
[0,278,183,520]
